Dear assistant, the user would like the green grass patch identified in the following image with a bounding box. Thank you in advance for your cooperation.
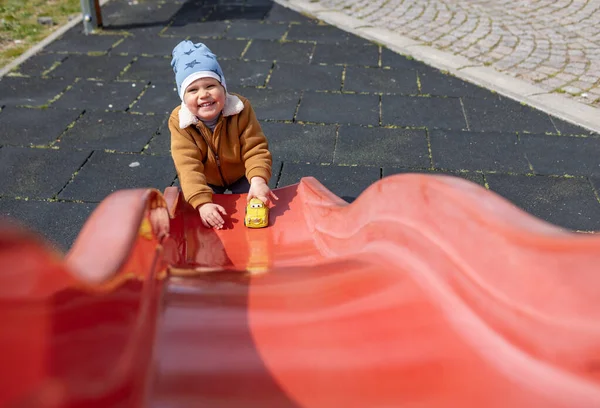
[1,0,80,67]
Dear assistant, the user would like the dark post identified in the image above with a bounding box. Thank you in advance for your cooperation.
[80,0,103,34]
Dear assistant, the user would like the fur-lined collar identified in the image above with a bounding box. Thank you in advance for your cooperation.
[178,93,244,129]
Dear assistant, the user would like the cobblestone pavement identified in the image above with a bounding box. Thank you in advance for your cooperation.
[312,0,600,108]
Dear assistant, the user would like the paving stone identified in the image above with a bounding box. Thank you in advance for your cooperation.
[382,48,431,71]
[130,82,179,115]
[382,167,486,186]
[52,80,143,111]
[167,4,215,26]
[270,159,282,190]
[44,29,123,53]
[430,129,530,172]
[286,25,369,45]
[344,66,419,94]
[233,88,300,120]
[12,52,67,76]
[219,60,272,87]
[0,198,96,252]
[206,5,271,21]
[0,76,71,107]
[46,54,132,81]
[58,111,164,152]
[268,63,342,91]
[59,151,176,202]
[336,126,430,167]
[244,40,314,64]
[382,95,467,129]
[111,35,181,56]
[263,3,319,24]
[278,162,380,202]
[118,56,172,82]
[186,38,249,59]
[0,147,91,198]
[164,20,229,37]
[225,21,287,40]
[486,174,600,231]
[144,122,171,156]
[259,122,336,162]
[591,178,600,198]
[312,43,379,66]
[419,70,494,98]
[551,118,600,136]
[0,107,82,146]
[520,134,600,176]
[297,92,379,126]
[102,0,181,26]
[463,96,556,133]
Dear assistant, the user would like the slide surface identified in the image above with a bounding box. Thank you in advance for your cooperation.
[1,175,600,407]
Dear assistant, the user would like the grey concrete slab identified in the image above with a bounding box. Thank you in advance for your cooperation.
[111,35,181,57]
[260,122,336,162]
[0,198,96,252]
[463,96,556,133]
[382,95,467,130]
[51,80,143,111]
[520,134,600,177]
[287,24,370,45]
[419,70,494,98]
[312,43,379,66]
[382,167,486,186]
[297,92,379,126]
[591,178,600,198]
[130,82,180,115]
[263,3,319,23]
[212,5,272,21]
[0,107,82,146]
[233,88,300,120]
[270,160,282,190]
[0,147,91,198]
[344,66,419,95]
[226,21,288,40]
[46,54,132,81]
[58,111,164,152]
[381,48,431,70]
[430,129,531,173]
[0,76,71,107]
[244,40,314,64]
[336,126,430,168]
[187,38,249,59]
[118,56,172,82]
[268,62,342,91]
[164,20,229,37]
[486,174,600,231]
[144,123,171,156]
[59,151,176,202]
[44,29,123,53]
[219,60,272,87]
[552,118,600,137]
[278,162,380,202]
[11,52,67,76]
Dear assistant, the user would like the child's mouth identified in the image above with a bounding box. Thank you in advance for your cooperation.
[199,101,214,108]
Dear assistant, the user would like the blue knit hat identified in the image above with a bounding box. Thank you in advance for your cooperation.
[171,40,227,100]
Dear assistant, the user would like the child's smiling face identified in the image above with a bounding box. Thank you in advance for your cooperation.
[183,77,226,122]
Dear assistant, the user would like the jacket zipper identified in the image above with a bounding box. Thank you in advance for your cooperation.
[199,124,228,188]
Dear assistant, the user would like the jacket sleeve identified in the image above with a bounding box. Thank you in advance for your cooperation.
[238,99,272,183]
[168,112,213,209]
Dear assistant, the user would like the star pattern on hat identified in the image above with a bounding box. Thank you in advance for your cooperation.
[185,59,200,70]
[203,53,216,60]
[183,49,195,55]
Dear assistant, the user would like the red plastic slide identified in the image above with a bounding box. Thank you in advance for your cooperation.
[1,175,599,407]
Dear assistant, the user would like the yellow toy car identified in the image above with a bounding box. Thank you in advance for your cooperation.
[244,198,269,228]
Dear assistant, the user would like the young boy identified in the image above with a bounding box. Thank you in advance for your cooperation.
[169,40,278,229]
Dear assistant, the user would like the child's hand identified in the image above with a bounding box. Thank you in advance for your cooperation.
[248,177,278,205]
[198,203,227,229]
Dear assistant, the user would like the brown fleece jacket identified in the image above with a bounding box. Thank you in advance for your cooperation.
[168,94,272,209]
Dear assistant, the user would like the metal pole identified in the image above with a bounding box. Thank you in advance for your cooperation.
[80,0,103,34]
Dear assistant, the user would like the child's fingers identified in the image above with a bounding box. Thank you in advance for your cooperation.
[269,190,279,201]
[216,205,227,216]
